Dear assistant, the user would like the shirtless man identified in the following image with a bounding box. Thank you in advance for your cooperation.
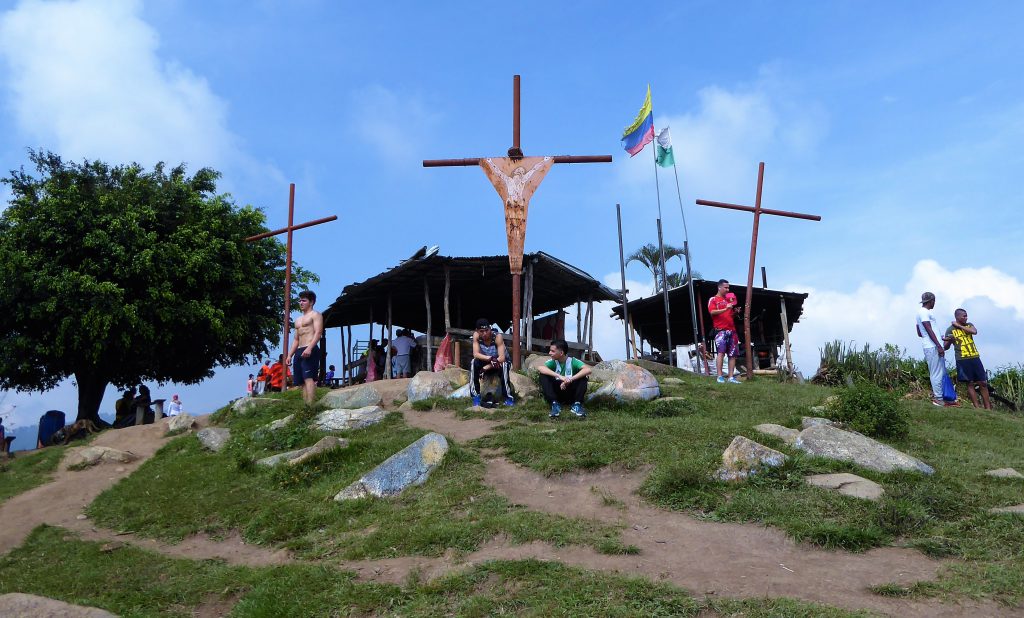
[470,318,515,407]
[287,290,324,405]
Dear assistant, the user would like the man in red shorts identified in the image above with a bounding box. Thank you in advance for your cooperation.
[708,279,741,384]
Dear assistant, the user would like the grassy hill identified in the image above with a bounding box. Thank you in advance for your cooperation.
[0,371,1021,616]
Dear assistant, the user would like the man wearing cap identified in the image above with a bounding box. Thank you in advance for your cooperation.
[916,292,947,406]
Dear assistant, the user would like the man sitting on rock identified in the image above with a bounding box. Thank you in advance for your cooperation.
[537,339,592,419]
[470,318,515,407]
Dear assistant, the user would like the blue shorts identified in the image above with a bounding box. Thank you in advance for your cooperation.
[392,354,411,375]
[956,357,987,383]
[292,346,320,383]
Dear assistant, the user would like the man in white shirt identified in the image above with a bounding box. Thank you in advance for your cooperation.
[391,329,418,378]
[916,292,947,406]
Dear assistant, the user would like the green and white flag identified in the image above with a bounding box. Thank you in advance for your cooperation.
[655,127,674,168]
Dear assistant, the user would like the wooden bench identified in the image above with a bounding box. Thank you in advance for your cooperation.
[135,399,166,425]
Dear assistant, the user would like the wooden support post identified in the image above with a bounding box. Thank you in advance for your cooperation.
[319,330,328,384]
[581,301,592,360]
[780,295,794,374]
[385,295,393,380]
[628,314,640,359]
[453,339,462,368]
[368,307,374,344]
[525,261,534,353]
[444,266,451,331]
[587,296,595,361]
[425,278,433,371]
[576,301,582,343]
[340,325,347,385]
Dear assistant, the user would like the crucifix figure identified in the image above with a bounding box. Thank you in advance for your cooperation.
[244,183,338,372]
[424,75,612,369]
[696,162,820,379]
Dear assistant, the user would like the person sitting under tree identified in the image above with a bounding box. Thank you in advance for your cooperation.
[536,338,592,419]
[943,308,992,409]
[287,290,324,406]
[470,318,514,407]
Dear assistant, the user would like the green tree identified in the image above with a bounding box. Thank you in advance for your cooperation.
[0,151,316,423]
[626,243,688,292]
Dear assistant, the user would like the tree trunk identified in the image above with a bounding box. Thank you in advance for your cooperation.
[75,371,108,424]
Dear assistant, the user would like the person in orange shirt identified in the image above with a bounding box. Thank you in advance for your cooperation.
[268,355,285,392]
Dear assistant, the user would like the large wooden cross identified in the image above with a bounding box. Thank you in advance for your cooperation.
[244,183,337,366]
[424,75,612,368]
[696,162,820,379]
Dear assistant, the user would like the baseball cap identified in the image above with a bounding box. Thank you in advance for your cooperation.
[920,292,935,304]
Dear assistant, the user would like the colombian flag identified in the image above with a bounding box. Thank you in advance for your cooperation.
[621,85,654,156]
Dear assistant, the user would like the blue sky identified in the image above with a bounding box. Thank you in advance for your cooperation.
[2,0,1023,431]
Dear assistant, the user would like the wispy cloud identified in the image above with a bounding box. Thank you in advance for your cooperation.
[349,84,441,166]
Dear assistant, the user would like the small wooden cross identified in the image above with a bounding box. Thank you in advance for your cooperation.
[245,183,337,368]
[696,162,820,379]
[423,75,612,369]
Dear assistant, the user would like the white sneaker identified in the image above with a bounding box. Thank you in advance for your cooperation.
[728,377,741,384]
[716,376,726,384]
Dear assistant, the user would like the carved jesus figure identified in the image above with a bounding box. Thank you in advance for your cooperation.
[479,156,554,274]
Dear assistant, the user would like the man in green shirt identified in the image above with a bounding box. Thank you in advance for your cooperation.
[537,339,592,418]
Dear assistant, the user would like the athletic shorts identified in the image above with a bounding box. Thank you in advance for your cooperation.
[292,346,320,382]
[956,357,987,383]
[714,329,741,357]
[392,354,411,375]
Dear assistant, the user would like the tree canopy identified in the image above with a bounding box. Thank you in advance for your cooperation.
[0,150,315,422]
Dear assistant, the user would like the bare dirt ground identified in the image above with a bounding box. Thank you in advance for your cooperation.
[1,398,1016,617]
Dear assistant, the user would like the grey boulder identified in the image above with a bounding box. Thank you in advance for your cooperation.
[805,473,884,501]
[256,436,348,467]
[319,384,383,409]
[753,423,800,445]
[794,424,934,474]
[587,363,660,402]
[986,468,1024,479]
[715,436,787,482]
[334,432,449,500]
[0,593,118,617]
[65,446,137,468]
[165,413,196,433]
[313,406,387,432]
[197,427,231,452]
[407,371,454,402]
[232,397,276,415]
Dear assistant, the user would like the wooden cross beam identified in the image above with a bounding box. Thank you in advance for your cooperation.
[695,162,820,379]
[244,183,338,369]
[423,75,612,369]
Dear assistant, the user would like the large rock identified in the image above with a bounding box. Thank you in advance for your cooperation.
[509,372,539,399]
[407,371,454,402]
[590,359,630,383]
[232,397,276,415]
[753,423,800,445]
[524,354,550,374]
[256,436,348,467]
[805,473,884,501]
[587,363,660,402]
[989,504,1024,515]
[438,367,469,387]
[266,414,295,432]
[197,427,231,452]
[986,468,1024,479]
[794,424,934,474]
[165,413,196,433]
[715,436,787,481]
[334,432,449,500]
[801,416,835,429]
[313,406,387,432]
[0,593,117,617]
[319,384,383,409]
[662,377,684,386]
[65,446,137,468]
[448,384,471,399]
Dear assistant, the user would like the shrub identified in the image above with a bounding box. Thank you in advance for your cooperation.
[989,363,1024,411]
[830,382,909,439]
[814,341,929,392]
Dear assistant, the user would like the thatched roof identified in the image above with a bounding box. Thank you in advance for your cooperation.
[322,249,618,332]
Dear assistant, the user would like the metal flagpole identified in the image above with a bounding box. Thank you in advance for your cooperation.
[616,204,631,359]
[649,104,673,366]
[664,126,702,373]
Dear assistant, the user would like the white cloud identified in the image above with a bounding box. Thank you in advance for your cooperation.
[0,0,237,168]
[617,75,828,199]
[349,84,441,166]
[785,259,1024,375]
[586,260,1024,378]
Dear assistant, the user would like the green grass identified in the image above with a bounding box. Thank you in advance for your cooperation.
[0,445,66,504]
[0,526,869,617]
[87,392,631,560]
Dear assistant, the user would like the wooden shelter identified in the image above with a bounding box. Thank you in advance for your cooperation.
[321,248,618,380]
[611,279,808,371]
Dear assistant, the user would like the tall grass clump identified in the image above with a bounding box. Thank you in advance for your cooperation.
[813,340,929,392]
[989,363,1024,411]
